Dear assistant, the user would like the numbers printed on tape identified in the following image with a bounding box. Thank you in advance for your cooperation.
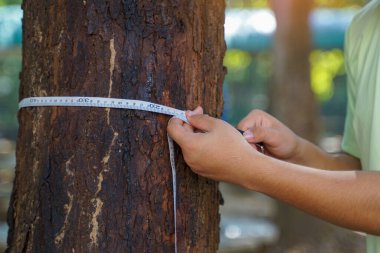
[19,96,188,123]
[19,96,183,253]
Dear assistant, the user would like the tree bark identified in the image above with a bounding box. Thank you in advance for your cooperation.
[7,0,226,252]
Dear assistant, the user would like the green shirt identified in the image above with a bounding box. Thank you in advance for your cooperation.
[341,0,380,252]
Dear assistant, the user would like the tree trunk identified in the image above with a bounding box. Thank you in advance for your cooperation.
[265,1,364,252]
[7,1,226,252]
[269,0,319,141]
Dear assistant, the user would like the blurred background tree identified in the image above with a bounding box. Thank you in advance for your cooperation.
[222,0,367,252]
[227,0,367,8]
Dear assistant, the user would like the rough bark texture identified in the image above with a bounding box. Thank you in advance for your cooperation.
[7,0,226,252]
[265,0,365,252]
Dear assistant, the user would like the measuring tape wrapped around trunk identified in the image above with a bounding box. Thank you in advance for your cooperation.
[19,96,188,253]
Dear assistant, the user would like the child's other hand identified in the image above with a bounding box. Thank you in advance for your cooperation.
[237,109,301,162]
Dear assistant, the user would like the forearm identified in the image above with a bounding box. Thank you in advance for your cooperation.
[242,154,380,235]
[290,137,361,170]
[168,111,374,234]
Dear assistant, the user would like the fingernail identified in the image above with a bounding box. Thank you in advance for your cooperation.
[186,110,195,117]
[243,130,254,139]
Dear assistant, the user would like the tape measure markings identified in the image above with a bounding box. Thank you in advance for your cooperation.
[19,96,188,123]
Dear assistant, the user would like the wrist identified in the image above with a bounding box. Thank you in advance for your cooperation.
[288,136,308,165]
[239,151,271,192]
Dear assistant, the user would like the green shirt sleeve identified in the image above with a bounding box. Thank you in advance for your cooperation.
[341,23,360,158]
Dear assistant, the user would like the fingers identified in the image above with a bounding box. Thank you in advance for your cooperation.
[167,117,191,147]
[186,113,217,132]
[184,106,217,132]
[168,106,217,146]
[237,118,251,131]
[167,106,208,144]
[183,122,194,132]
[237,109,273,131]
[182,106,203,132]
[243,126,272,144]
[237,109,261,130]
[190,106,203,115]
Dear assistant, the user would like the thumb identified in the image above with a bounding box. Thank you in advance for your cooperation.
[167,117,190,147]
[186,113,217,132]
[244,125,272,143]
[191,106,203,115]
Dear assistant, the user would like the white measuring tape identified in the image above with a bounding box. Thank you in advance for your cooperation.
[19,96,188,122]
[19,96,186,253]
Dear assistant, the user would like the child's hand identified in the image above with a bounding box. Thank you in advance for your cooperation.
[237,109,301,162]
[167,107,258,186]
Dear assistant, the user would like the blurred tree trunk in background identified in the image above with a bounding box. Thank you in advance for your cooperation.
[269,0,318,141]
[266,0,364,252]
[6,0,225,252]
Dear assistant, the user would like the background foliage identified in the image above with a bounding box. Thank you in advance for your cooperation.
[227,0,367,8]
[0,49,20,139]
[0,0,20,6]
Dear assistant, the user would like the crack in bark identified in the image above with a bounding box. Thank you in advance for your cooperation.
[65,155,74,176]
[101,132,119,166]
[89,173,104,247]
[89,130,118,247]
[106,38,117,125]
[54,192,73,245]
[54,155,75,245]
